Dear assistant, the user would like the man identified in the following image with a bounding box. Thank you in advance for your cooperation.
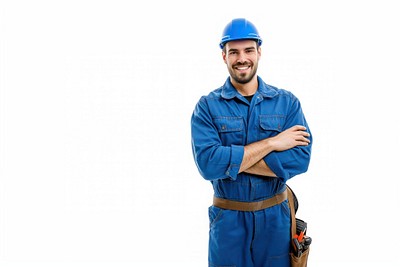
[191,18,312,267]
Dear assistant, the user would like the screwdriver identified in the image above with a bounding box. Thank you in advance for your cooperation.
[294,226,307,242]
[297,227,306,242]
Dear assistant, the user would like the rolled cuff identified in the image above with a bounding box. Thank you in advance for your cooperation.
[225,145,244,180]
[264,152,289,181]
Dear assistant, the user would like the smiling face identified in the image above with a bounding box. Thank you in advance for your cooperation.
[222,39,261,85]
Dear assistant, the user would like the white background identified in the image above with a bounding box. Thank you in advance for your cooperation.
[1,0,399,266]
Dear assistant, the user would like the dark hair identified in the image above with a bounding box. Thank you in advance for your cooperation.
[222,40,260,53]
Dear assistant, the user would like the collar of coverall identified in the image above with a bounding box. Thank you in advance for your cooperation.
[221,76,279,100]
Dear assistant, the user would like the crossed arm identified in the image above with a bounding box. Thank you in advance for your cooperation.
[239,125,311,176]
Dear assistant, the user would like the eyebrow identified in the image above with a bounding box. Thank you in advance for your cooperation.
[228,46,256,53]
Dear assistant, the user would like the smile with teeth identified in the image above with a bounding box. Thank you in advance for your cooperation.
[235,65,250,71]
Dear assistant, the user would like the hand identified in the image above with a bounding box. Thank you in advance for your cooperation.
[269,125,310,152]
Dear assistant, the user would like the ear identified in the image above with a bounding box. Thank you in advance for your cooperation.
[222,51,227,64]
[257,46,262,59]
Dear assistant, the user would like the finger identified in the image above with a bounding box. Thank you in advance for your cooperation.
[293,132,310,139]
[297,141,310,146]
[296,136,310,143]
[291,125,307,131]
[295,138,310,145]
[294,130,310,135]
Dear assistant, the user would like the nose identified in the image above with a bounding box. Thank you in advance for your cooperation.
[237,51,247,63]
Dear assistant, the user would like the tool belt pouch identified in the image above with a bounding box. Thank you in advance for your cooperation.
[290,245,310,267]
[287,186,311,267]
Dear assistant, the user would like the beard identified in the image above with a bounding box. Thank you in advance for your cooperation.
[228,62,258,84]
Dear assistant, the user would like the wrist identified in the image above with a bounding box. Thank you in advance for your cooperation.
[260,138,276,155]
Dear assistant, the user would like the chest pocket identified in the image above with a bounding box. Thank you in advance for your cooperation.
[213,117,244,146]
[259,115,286,139]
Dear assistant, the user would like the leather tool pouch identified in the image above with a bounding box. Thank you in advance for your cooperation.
[290,248,310,267]
[287,186,311,267]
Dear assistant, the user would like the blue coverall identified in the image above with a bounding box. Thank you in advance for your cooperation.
[191,76,312,267]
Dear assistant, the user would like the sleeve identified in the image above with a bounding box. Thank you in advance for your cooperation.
[264,95,313,182]
[191,97,244,181]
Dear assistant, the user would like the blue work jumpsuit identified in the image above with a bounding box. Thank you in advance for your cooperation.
[191,76,312,267]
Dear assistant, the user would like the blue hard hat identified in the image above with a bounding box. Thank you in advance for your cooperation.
[219,18,262,49]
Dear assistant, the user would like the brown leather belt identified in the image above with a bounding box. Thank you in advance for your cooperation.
[213,189,287,212]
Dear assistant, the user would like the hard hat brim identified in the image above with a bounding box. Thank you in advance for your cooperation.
[219,37,263,49]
